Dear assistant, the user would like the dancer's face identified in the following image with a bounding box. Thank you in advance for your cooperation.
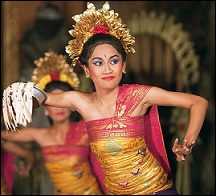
[84,44,126,90]
[44,89,71,122]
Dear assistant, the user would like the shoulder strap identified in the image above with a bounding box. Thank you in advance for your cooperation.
[65,120,88,145]
[115,84,152,117]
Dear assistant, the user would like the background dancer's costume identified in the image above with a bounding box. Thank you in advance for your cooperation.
[32,51,106,195]
[42,120,105,195]
[1,149,14,195]
[1,169,12,195]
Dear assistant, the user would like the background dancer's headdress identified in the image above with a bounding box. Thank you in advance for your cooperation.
[65,2,136,67]
[2,50,80,131]
[31,49,80,90]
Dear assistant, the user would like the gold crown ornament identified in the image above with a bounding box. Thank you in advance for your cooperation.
[65,2,136,67]
[31,50,80,90]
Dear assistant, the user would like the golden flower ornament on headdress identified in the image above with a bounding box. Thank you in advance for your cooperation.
[65,2,136,67]
[31,50,80,90]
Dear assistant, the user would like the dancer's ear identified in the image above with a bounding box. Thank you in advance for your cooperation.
[83,65,91,78]
[122,62,127,74]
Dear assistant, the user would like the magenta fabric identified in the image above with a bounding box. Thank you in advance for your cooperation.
[89,150,107,195]
[64,120,88,145]
[1,149,15,193]
[144,105,172,177]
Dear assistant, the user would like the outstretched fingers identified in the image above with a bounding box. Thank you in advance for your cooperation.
[172,138,195,162]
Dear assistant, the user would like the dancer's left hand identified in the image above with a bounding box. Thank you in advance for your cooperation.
[172,138,195,162]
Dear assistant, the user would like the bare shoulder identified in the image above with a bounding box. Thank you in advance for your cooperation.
[18,127,48,137]
[145,86,208,108]
[143,86,167,103]
[30,127,51,141]
[65,90,93,107]
[76,92,97,120]
[80,91,95,101]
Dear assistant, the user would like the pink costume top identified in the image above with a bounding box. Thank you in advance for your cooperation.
[86,84,173,195]
[42,120,106,195]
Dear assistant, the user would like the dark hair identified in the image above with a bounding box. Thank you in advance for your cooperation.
[79,34,126,67]
[44,80,73,93]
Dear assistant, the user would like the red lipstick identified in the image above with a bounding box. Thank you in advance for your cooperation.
[102,76,114,81]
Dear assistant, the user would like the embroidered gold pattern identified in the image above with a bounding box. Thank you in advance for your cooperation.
[105,141,123,155]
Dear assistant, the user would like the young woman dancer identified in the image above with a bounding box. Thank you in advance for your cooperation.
[3,3,208,195]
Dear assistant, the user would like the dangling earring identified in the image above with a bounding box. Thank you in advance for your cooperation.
[85,73,90,78]
[122,69,126,74]
[85,71,91,78]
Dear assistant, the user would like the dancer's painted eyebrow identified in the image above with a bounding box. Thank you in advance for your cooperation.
[92,55,119,61]
[110,55,119,59]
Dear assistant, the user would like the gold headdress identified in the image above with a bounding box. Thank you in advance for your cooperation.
[65,2,136,67]
[31,50,80,90]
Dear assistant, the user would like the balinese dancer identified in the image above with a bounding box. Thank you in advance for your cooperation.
[2,50,106,195]
[2,2,208,195]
